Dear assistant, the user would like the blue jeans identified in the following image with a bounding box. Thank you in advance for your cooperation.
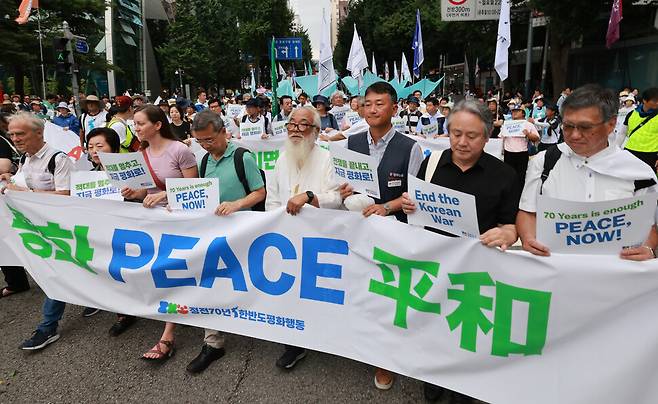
[36,298,66,333]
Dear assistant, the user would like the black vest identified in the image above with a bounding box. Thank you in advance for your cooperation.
[348,131,416,223]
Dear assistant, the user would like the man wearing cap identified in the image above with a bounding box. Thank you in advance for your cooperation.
[531,96,547,120]
[535,104,561,152]
[52,102,80,135]
[619,87,658,170]
[240,98,271,139]
[132,94,146,108]
[399,96,423,135]
[312,95,339,132]
[79,95,107,147]
[30,100,49,121]
[107,96,139,153]
[501,104,539,187]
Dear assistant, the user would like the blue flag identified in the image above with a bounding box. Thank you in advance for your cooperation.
[412,9,424,79]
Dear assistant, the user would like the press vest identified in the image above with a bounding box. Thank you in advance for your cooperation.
[625,110,658,152]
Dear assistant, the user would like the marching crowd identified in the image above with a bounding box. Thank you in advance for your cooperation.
[1,81,657,404]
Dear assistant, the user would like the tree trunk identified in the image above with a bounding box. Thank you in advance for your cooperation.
[14,64,24,96]
[549,28,570,97]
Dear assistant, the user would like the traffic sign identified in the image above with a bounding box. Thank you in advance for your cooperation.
[75,39,89,54]
[271,37,303,60]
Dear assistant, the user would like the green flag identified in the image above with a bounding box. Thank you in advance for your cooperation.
[270,37,279,117]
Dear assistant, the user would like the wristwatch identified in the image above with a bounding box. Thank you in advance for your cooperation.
[383,203,391,215]
[306,190,315,204]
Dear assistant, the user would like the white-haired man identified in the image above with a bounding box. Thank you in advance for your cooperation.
[265,106,344,369]
[329,90,350,129]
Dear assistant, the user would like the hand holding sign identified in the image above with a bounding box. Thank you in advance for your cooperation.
[97,152,156,189]
[166,178,219,212]
[329,143,380,199]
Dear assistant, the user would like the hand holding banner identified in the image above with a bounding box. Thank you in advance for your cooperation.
[407,175,480,238]
[97,152,156,190]
[329,143,380,198]
[536,194,657,254]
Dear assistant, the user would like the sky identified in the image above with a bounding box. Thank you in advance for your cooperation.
[290,0,331,60]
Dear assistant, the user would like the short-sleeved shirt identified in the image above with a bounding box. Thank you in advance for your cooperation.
[145,140,197,196]
[200,142,264,206]
[418,149,521,235]
[17,142,73,192]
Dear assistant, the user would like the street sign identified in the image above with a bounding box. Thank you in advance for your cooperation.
[440,0,501,21]
[75,39,89,54]
[271,37,303,60]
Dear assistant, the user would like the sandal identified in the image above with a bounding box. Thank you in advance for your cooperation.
[141,340,175,361]
[0,286,29,299]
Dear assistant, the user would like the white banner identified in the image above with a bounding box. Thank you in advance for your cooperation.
[70,171,122,201]
[536,194,657,254]
[165,178,219,212]
[240,121,263,138]
[330,143,380,198]
[44,122,85,162]
[407,175,479,238]
[97,152,155,190]
[2,192,658,404]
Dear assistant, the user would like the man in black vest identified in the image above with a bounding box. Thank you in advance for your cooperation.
[345,81,424,390]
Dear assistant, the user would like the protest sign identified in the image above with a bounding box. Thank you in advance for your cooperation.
[391,117,407,133]
[272,120,288,137]
[536,194,657,254]
[70,171,122,201]
[421,121,439,137]
[332,108,349,126]
[2,191,658,404]
[329,143,380,198]
[407,175,480,238]
[97,152,156,189]
[227,104,245,118]
[344,111,362,126]
[502,120,528,137]
[166,178,219,212]
[240,121,264,138]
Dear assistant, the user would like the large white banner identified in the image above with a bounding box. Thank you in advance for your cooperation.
[1,192,658,404]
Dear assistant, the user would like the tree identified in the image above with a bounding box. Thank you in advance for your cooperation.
[0,0,107,96]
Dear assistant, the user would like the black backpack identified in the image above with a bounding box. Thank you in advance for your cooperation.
[199,147,266,211]
[540,145,655,194]
[19,151,65,175]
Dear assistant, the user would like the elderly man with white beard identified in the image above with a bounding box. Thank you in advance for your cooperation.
[265,105,345,369]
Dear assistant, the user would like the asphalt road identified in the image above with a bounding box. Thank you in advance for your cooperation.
[0,280,458,404]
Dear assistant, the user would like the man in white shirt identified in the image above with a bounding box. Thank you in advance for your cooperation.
[329,91,350,129]
[416,97,445,138]
[0,112,74,352]
[79,95,107,147]
[517,84,657,256]
[265,106,342,370]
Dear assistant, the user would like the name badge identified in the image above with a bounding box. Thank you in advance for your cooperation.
[388,180,402,187]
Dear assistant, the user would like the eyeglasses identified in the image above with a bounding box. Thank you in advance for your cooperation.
[561,121,606,135]
[286,122,316,132]
[194,137,217,145]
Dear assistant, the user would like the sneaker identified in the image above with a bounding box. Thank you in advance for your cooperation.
[108,315,137,337]
[186,345,226,374]
[275,346,306,369]
[20,329,60,351]
[82,307,101,317]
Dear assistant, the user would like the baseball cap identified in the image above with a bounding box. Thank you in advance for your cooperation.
[114,95,132,109]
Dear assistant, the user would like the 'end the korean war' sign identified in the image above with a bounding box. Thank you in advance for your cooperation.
[536,194,657,254]
[441,0,501,21]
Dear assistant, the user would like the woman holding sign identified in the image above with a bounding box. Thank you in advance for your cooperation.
[121,105,198,361]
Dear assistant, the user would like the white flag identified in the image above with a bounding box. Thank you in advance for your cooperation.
[463,53,470,94]
[318,9,336,95]
[384,62,390,81]
[393,61,399,83]
[371,53,377,76]
[278,62,287,80]
[347,24,369,89]
[494,0,511,82]
[401,52,412,84]
[474,57,480,77]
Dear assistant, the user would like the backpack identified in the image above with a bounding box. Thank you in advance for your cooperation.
[107,118,140,153]
[199,147,266,211]
[19,151,65,175]
[539,145,654,194]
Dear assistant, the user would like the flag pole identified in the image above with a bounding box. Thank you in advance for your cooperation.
[37,5,47,98]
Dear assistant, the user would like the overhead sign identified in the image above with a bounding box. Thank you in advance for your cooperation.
[441,0,501,21]
[75,39,89,54]
[271,37,303,60]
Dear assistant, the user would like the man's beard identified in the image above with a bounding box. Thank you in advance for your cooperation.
[284,135,315,168]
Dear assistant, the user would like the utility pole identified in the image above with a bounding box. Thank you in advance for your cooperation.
[540,25,550,94]
[63,21,81,117]
[524,11,534,100]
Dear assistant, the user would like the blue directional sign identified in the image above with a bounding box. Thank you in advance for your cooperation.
[75,39,89,54]
[271,37,303,60]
